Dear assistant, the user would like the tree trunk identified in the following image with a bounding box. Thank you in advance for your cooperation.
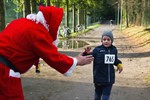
[144,0,150,28]
[72,3,76,32]
[66,0,69,27]
[79,10,84,25]
[31,0,37,13]
[46,0,51,6]
[24,0,31,17]
[0,0,5,31]
[77,6,80,25]
[135,14,142,26]
[84,9,87,29]
[125,0,129,27]
[135,0,142,26]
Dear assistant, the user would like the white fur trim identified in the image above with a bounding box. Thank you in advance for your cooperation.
[53,38,59,47]
[53,27,60,46]
[26,11,49,31]
[9,69,20,78]
[63,58,77,76]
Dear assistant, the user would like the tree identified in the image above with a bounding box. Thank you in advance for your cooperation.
[142,0,150,28]
[46,0,51,6]
[66,0,69,27]
[120,0,150,28]
[31,0,37,13]
[72,2,76,32]
[124,0,129,27]
[135,0,142,26]
[24,0,31,17]
[0,0,5,31]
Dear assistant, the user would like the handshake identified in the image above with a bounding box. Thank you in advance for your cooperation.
[76,47,93,66]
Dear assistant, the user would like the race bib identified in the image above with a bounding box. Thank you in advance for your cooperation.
[104,54,115,64]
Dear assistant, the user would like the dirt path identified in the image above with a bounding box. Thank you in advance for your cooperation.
[22,25,150,100]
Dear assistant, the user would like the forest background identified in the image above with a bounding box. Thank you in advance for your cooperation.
[0,0,150,32]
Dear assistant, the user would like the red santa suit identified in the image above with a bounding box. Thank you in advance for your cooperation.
[0,6,77,100]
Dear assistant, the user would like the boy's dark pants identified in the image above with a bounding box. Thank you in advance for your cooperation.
[94,83,113,100]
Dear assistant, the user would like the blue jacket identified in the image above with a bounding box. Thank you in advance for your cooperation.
[92,45,122,84]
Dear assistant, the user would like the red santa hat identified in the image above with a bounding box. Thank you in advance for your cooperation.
[39,6,63,42]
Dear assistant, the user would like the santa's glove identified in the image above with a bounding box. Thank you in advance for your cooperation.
[117,64,123,73]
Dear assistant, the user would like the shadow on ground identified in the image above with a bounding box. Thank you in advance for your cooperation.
[59,51,150,58]
[22,77,150,100]
[115,36,150,48]
[22,77,94,100]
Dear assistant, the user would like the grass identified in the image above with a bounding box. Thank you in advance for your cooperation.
[122,26,150,50]
[123,26,150,85]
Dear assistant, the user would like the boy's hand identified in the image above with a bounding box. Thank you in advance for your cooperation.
[117,64,123,73]
[84,47,92,54]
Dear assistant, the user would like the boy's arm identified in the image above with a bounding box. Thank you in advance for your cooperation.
[114,58,122,66]
[117,63,123,73]
[114,48,123,73]
[114,58,123,73]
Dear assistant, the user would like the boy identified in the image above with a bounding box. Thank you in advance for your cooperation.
[83,31,123,100]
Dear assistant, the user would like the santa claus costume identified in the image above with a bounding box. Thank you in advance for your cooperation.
[0,6,77,100]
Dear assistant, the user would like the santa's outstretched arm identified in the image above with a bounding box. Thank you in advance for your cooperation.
[30,29,93,76]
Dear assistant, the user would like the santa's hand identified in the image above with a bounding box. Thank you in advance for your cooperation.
[76,52,94,66]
